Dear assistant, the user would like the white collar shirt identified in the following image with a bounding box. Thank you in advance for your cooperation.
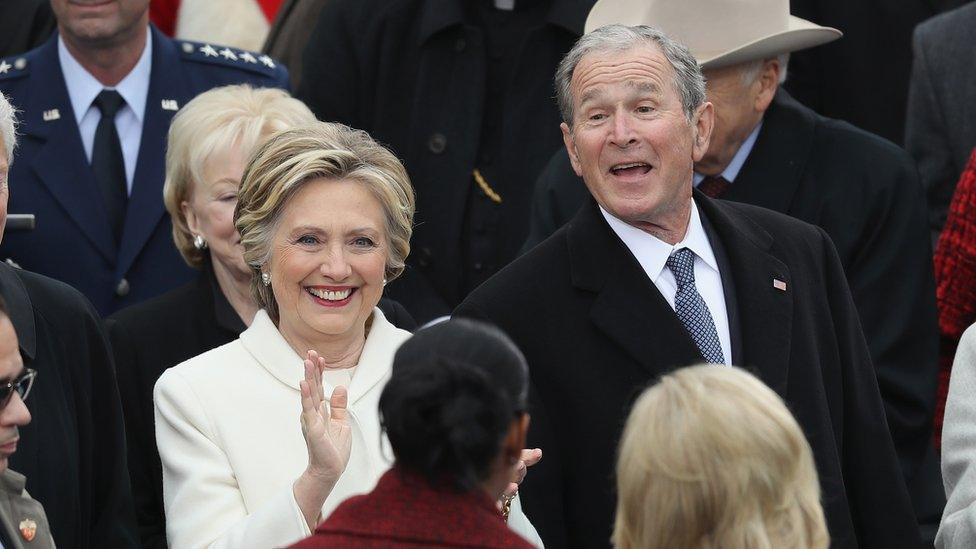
[693,120,763,187]
[58,34,152,193]
[600,200,732,365]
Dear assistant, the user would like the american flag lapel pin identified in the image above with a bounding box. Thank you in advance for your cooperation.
[773,278,787,291]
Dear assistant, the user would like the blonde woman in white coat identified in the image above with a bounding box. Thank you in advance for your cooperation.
[939,323,976,548]
[154,122,542,549]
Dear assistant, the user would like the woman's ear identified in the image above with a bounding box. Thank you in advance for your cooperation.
[181,199,200,235]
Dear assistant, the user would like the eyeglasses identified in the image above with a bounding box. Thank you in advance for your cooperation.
[0,368,36,410]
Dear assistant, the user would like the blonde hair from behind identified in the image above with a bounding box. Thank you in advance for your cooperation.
[163,85,317,268]
[234,121,415,323]
[613,365,828,549]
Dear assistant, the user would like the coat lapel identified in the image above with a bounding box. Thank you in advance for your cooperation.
[696,192,792,396]
[569,200,703,375]
[724,89,814,215]
[22,35,117,263]
[117,27,191,277]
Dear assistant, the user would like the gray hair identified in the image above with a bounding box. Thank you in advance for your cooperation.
[737,53,791,86]
[556,24,706,126]
[0,92,17,163]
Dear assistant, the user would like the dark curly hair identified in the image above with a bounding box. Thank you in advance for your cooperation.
[379,318,529,491]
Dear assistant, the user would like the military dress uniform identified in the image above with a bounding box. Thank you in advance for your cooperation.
[0,25,289,315]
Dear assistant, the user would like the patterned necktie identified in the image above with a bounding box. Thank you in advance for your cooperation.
[698,175,730,198]
[665,248,726,364]
[92,89,128,242]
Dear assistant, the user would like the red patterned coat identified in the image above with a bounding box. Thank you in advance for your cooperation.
[289,469,534,548]
[934,147,976,447]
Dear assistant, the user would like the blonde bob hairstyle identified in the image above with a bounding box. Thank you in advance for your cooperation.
[613,365,828,549]
[163,85,316,268]
[235,122,415,323]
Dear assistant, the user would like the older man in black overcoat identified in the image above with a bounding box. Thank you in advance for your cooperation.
[456,21,921,549]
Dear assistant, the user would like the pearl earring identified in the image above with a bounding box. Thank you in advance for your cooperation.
[382,278,387,287]
[261,272,272,286]
[193,234,207,250]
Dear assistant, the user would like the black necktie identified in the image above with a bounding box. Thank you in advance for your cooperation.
[698,175,730,198]
[92,89,128,242]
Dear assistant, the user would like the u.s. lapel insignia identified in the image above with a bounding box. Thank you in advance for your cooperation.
[161,99,179,111]
[42,109,60,122]
[18,518,36,542]
[773,278,787,291]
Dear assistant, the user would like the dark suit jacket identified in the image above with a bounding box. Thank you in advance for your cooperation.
[457,195,921,548]
[107,264,416,549]
[525,90,938,491]
[905,1,976,241]
[0,262,137,548]
[0,26,289,316]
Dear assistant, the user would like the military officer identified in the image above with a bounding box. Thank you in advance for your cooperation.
[0,0,289,316]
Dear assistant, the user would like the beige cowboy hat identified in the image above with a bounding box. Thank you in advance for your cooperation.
[585,0,842,69]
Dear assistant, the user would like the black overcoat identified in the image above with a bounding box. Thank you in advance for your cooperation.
[457,194,921,548]
[0,262,137,548]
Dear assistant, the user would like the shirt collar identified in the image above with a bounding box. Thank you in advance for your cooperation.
[694,120,763,186]
[600,198,719,283]
[58,32,152,125]
[417,0,587,45]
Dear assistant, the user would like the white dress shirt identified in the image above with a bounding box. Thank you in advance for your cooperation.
[601,201,732,365]
[693,120,763,188]
[58,35,152,193]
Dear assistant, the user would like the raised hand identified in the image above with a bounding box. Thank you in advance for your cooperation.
[300,350,353,483]
[499,448,542,510]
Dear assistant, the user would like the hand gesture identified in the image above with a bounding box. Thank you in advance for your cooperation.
[500,448,542,507]
[299,350,352,483]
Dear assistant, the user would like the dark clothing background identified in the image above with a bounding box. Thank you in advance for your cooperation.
[0,262,137,548]
[107,262,415,549]
[0,0,54,59]
[263,0,329,90]
[458,195,921,548]
[296,0,592,322]
[289,468,533,548]
[525,91,939,497]
[785,0,970,145]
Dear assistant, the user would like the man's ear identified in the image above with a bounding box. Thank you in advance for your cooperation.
[754,58,781,112]
[561,122,584,177]
[692,102,715,162]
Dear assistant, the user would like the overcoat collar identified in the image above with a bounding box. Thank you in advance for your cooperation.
[0,265,36,361]
[724,89,816,216]
[238,309,410,405]
[417,0,589,45]
[20,26,191,276]
[567,193,791,395]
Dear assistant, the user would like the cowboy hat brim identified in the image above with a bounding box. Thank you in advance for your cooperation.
[697,16,841,69]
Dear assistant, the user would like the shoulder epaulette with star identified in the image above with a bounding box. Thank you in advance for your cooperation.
[0,56,31,82]
[178,41,280,77]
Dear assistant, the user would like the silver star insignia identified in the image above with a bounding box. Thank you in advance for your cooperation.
[200,44,219,57]
[0,61,10,75]
[219,48,238,61]
[239,52,257,64]
[258,55,275,68]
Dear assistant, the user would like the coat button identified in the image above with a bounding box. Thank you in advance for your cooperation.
[427,133,447,154]
[115,278,130,297]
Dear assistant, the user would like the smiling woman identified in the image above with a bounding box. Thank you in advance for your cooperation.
[153,121,542,548]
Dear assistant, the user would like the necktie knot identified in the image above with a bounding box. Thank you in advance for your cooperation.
[698,175,730,198]
[94,90,125,118]
[666,248,696,289]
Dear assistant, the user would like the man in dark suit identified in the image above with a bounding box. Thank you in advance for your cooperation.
[905,1,976,244]
[0,0,289,316]
[457,22,921,548]
[0,92,137,547]
[526,0,941,534]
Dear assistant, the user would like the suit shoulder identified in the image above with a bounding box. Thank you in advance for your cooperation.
[915,2,976,44]
[0,46,42,85]
[175,38,288,85]
[108,278,203,337]
[718,200,825,243]
[12,266,97,318]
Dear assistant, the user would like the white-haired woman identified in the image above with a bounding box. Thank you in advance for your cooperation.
[614,365,828,549]
[153,122,541,548]
[108,85,416,549]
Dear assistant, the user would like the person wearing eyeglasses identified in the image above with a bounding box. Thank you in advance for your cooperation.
[0,294,52,549]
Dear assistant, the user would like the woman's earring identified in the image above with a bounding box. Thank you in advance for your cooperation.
[193,234,207,250]
[261,272,272,286]
[382,278,387,287]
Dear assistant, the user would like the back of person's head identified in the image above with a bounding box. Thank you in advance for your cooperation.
[379,319,529,492]
[613,365,828,549]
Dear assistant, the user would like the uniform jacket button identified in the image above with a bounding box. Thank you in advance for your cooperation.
[427,133,447,154]
[115,278,130,297]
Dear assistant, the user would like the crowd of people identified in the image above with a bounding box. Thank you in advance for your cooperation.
[0,0,974,547]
